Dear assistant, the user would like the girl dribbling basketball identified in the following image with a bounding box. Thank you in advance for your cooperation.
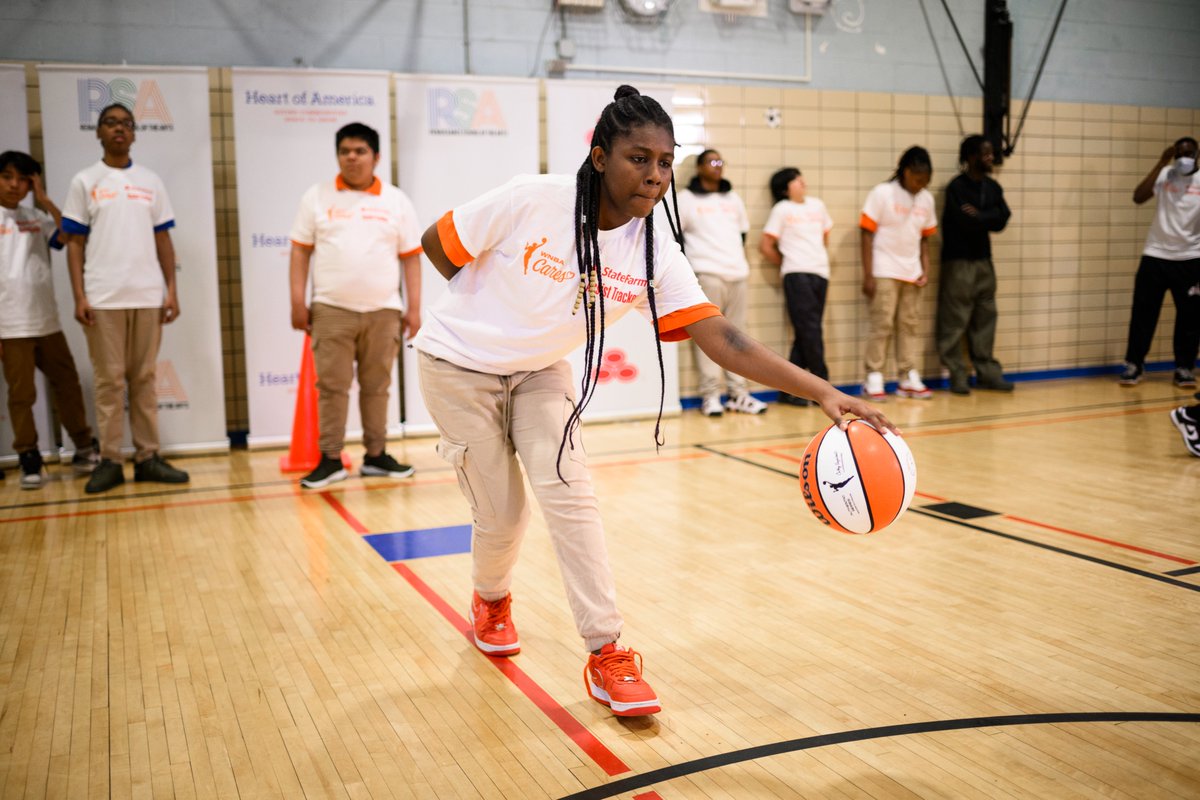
[414,86,894,717]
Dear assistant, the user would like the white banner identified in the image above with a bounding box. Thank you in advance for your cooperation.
[545,80,682,421]
[37,64,226,455]
[394,74,540,432]
[232,68,394,447]
[0,64,53,464]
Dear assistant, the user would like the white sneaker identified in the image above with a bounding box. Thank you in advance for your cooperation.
[862,371,886,400]
[895,369,933,399]
[701,395,724,417]
[725,393,767,414]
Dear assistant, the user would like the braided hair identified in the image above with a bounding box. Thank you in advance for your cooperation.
[890,145,932,185]
[556,85,683,480]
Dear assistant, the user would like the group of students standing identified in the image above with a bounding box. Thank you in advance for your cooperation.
[0,102,189,492]
[675,135,1015,412]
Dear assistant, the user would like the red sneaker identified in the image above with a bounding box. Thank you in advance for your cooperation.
[583,643,661,716]
[469,591,520,656]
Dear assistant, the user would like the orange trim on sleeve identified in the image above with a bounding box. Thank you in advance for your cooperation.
[859,213,878,232]
[921,226,937,237]
[436,211,473,267]
[656,303,722,342]
[399,246,423,259]
[290,239,314,250]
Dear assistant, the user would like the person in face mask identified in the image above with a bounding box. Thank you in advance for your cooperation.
[1119,136,1200,389]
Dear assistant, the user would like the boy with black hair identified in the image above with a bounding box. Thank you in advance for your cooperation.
[62,102,189,493]
[0,151,99,488]
[288,122,423,489]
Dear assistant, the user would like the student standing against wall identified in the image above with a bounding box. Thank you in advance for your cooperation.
[936,135,1014,395]
[1119,137,1200,389]
[760,167,833,407]
[288,122,423,490]
[62,103,189,494]
[677,149,766,416]
[860,147,937,401]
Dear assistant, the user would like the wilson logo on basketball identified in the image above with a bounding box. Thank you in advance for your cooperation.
[156,360,190,410]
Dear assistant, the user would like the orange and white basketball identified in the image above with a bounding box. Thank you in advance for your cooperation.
[800,420,916,535]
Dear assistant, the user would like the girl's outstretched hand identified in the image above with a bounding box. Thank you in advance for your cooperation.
[815,389,899,434]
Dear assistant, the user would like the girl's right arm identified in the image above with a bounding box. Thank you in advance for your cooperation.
[421,223,461,281]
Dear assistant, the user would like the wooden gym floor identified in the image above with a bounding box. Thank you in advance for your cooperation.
[1,375,1198,799]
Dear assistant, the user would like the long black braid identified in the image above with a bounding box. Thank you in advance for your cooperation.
[556,85,681,481]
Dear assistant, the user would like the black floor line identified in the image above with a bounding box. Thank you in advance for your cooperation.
[556,712,1200,800]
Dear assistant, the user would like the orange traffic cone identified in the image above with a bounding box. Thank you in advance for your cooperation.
[280,334,351,473]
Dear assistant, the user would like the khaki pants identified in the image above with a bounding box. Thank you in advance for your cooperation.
[311,303,401,457]
[417,352,621,652]
[84,308,162,463]
[865,278,923,375]
[694,273,748,398]
[1,331,93,453]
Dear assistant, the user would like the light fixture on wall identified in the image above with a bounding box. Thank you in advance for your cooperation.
[618,0,675,20]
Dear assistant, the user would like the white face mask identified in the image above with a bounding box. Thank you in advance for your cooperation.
[1177,156,1197,174]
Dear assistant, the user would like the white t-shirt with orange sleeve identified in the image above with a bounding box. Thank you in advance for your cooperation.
[61,160,175,309]
[413,173,720,376]
[1143,165,1200,260]
[289,176,423,313]
[762,197,833,279]
[676,188,751,280]
[0,206,63,339]
[859,180,937,282]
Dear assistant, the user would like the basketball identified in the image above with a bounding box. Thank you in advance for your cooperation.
[800,420,917,535]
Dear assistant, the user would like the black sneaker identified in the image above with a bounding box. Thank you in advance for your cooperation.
[1118,362,1143,386]
[1170,407,1200,457]
[72,438,101,475]
[134,454,190,484]
[778,393,811,407]
[948,373,971,395]
[1173,368,1197,389]
[300,455,348,489]
[976,377,1015,392]
[85,459,125,494]
[19,449,45,490]
[361,451,415,478]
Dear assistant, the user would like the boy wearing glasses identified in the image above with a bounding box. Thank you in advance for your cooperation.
[677,149,765,417]
[61,102,189,493]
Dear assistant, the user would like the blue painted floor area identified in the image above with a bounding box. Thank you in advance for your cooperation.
[364,525,472,561]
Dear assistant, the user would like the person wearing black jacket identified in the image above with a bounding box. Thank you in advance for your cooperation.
[937,135,1013,395]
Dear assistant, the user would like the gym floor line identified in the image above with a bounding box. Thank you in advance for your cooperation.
[0,388,1181,518]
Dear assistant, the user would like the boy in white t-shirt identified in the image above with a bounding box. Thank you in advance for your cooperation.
[62,103,189,493]
[677,149,766,416]
[1119,136,1200,389]
[415,86,894,718]
[288,122,423,489]
[0,151,98,488]
[760,167,834,407]
[860,146,938,400]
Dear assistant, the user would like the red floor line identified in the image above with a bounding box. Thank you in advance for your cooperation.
[316,493,632,779]
[1001,514,1197,566]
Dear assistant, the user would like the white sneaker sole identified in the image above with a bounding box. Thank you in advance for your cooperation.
[299,468,348,489]
[895,388,933,399]
[586,681,661,715]
[467,605,520,656]
[361,465,415,478]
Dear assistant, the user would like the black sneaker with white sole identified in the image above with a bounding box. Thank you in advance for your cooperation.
[361,451,415,478]
[19,449,45,490]
[1170,407,1200,457]
[300,455,349,489]
[1118,362,1143,386]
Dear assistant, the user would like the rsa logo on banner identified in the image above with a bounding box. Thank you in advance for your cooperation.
[77,78,174,132]
[156,361,190,410]
[427,87,507,137]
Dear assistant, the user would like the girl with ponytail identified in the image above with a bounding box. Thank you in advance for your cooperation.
[415,85,892,717]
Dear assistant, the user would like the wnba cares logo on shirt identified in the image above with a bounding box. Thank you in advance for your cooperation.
[427,87,508,136]
[77,78,174,131]
[522,237,576,284]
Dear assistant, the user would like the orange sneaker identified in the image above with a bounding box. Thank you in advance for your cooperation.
[469,591,520,656]
[583,643,661,716]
